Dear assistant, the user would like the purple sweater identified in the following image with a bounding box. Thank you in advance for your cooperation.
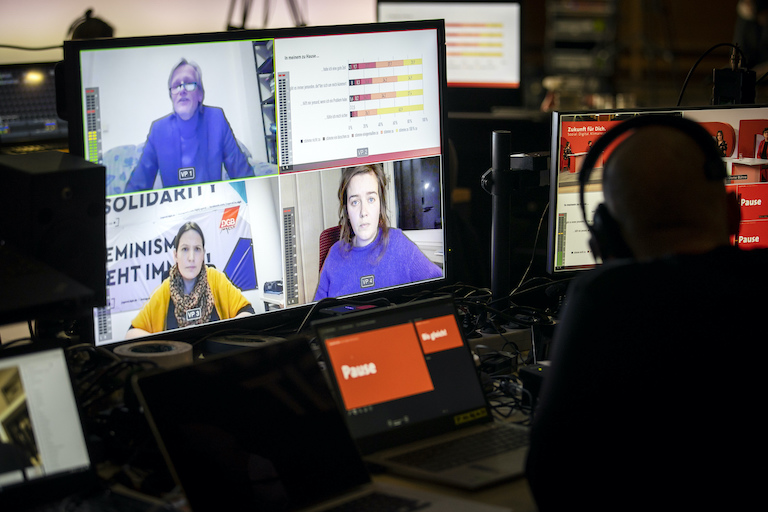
[125,106,253,192]
[314,228,442,300]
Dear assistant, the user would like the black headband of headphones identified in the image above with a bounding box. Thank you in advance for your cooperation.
[578,113,727,231]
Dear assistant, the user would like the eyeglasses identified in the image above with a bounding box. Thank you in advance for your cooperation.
[169,82,198,93]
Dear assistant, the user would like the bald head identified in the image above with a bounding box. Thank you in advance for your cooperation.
[602,125,738,260]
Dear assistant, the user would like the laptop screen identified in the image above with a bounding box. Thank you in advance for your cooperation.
[0,344,94,509]
[313,297,491,453]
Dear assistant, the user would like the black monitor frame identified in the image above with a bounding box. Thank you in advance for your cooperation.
[58,20,453,348]
[546,104,768,276]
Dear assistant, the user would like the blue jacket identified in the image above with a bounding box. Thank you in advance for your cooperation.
[125,106,254,192]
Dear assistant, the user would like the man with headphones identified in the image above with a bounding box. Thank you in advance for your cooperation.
[525,115,767,510]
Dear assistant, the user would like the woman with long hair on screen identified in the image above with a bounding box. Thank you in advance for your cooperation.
[314,163,442,300]
[126,221,254,338]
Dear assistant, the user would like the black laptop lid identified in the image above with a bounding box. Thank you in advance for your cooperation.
[0,342,96,511]
[132,336,371,512]
[312,296,492,455]
[0,242,96,326]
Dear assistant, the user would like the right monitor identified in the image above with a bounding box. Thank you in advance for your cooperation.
[548,105,768,275]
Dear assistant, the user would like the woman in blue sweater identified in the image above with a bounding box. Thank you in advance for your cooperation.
[314,163,442,300]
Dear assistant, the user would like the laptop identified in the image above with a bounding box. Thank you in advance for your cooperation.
[132,336,510,512]
[0,62,69,155]
[312,296,529,490]
[0,342,177,511]
[0,342,97,509]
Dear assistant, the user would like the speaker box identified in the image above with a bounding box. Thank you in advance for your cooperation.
[0,151,106,307]
[712,68,756,105]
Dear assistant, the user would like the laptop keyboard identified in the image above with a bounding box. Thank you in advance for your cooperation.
[326,491,430,511]
[387,425,529,472]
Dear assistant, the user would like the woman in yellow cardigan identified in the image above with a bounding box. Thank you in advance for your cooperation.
[126,221,253,338]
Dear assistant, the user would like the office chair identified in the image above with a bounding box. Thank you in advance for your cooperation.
[318,225,341,272]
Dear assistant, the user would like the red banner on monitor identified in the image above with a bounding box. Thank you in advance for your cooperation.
[325,323,435,411]
[414,314,464,354]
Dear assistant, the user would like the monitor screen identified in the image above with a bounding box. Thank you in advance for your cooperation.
[0,62,68,150]
[547,104,768,274]
[60,20,449,347]
[377,0,522,111]
[0,345,94,508]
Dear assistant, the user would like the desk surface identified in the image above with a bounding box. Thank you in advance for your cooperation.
[725,156,768,166]
[375,472,537,512]
[0,321,540,512]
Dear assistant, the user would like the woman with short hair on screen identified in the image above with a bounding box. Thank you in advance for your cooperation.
[314,163,442,300]
[126,221,254,338]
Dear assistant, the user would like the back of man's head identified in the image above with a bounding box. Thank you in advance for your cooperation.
[602,125,738,260]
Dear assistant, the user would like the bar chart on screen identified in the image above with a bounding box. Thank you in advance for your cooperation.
[349,57,424,118]
[274,29,442,173]
[445,21,518,88]
[377,2,521,91]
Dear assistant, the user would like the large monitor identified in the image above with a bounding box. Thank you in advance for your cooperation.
[377,0,522,111]
[548,104,768,274]
[60,20,450,347]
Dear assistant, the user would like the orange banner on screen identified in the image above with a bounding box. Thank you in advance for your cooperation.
[414,315,464,354]
[325,323,434,410]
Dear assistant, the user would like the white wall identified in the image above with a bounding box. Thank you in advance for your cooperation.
[0,0,377,64]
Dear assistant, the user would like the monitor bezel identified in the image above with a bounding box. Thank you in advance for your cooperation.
[58,20,454,348]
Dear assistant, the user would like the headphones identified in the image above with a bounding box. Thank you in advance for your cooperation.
[578,114,727,261]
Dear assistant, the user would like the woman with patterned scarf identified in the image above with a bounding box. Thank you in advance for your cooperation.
[126,222,254,338]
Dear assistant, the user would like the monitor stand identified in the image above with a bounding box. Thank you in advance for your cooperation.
[481,132,549,304]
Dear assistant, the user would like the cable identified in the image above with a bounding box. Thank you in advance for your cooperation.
[509,201,550,297]
[486,374,533,423]
[0,336,34,349]
[509,275,573,300]
[0,44,63,51]
[676,42,746,106]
